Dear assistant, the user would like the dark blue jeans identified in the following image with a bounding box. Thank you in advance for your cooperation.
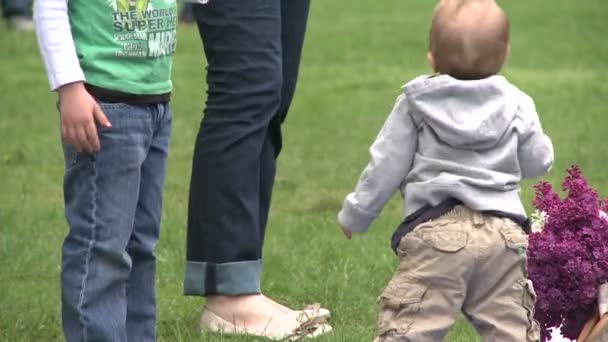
[184,0,310,296]
[2,0,32,18]
[61,102,171,341]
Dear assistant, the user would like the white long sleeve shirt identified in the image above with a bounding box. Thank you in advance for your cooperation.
[34,0,85,91]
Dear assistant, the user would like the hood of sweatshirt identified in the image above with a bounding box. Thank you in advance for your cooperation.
[405,75,518,150]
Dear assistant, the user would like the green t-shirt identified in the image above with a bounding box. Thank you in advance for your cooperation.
[69,0,177,95]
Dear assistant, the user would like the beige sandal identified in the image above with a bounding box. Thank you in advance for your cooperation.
[286,321,332,341]
[200,307,332,341]
[295,303,331,328]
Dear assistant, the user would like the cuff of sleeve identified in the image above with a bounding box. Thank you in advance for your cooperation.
[50,69,86,91]
[338,201,376,233]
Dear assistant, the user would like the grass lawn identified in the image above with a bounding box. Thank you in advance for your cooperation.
[1,0,607,341]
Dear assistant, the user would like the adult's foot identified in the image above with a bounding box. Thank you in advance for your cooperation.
[263,294,294,314]
[262,294,331,327]
[204,294,299,335]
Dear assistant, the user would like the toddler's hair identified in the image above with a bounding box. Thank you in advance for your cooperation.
[430,0,510,80]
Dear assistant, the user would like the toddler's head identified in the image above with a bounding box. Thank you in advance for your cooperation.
[429,0,510,80]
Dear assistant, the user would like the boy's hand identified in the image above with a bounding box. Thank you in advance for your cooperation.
[341,226,353,240]
[58,82,111,153]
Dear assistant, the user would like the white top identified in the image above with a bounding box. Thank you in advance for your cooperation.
[34,0,85,91]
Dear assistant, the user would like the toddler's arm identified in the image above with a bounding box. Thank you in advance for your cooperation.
[517,94,554,179]
[34,0,84,91]
[34,0,110,153]
[338,94,418,233]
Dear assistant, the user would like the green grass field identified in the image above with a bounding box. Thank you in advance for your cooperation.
[1,1,607,341]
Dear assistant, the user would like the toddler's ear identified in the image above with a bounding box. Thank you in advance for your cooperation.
[427,52,438,73]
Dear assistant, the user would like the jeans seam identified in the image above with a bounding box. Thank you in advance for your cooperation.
[76,156,98,342]
[125,245,131,300]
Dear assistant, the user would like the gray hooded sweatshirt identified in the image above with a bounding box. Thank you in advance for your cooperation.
[338,74,554,233]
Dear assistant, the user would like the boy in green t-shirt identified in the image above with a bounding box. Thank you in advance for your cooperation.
[34,0,176,340]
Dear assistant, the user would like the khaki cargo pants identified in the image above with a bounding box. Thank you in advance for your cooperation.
[374,206,540,342]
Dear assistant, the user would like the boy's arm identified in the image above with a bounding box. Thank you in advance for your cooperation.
[517,95,554,179]
[338,94,418,233]
[34,0,110,153]
[34,0,84,90]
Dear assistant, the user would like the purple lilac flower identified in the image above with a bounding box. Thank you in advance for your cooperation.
[528,166,608,341]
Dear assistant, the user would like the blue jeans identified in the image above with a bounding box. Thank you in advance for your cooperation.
[184,0,310,296]
[2,0,32,18]
[61,102,171,342]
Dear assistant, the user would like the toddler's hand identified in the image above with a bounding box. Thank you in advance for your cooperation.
[341,226,353,240]
[58,82,111,153]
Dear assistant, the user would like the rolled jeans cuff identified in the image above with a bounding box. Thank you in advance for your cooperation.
[183,260,262,296]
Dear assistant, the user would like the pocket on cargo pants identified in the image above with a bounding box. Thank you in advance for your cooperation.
[375,275,428,341]
[521,279,541,342]
[500,220,540,342]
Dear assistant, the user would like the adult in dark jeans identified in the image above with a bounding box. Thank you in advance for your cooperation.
[3,0,33,31]
[185,0,331,339]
